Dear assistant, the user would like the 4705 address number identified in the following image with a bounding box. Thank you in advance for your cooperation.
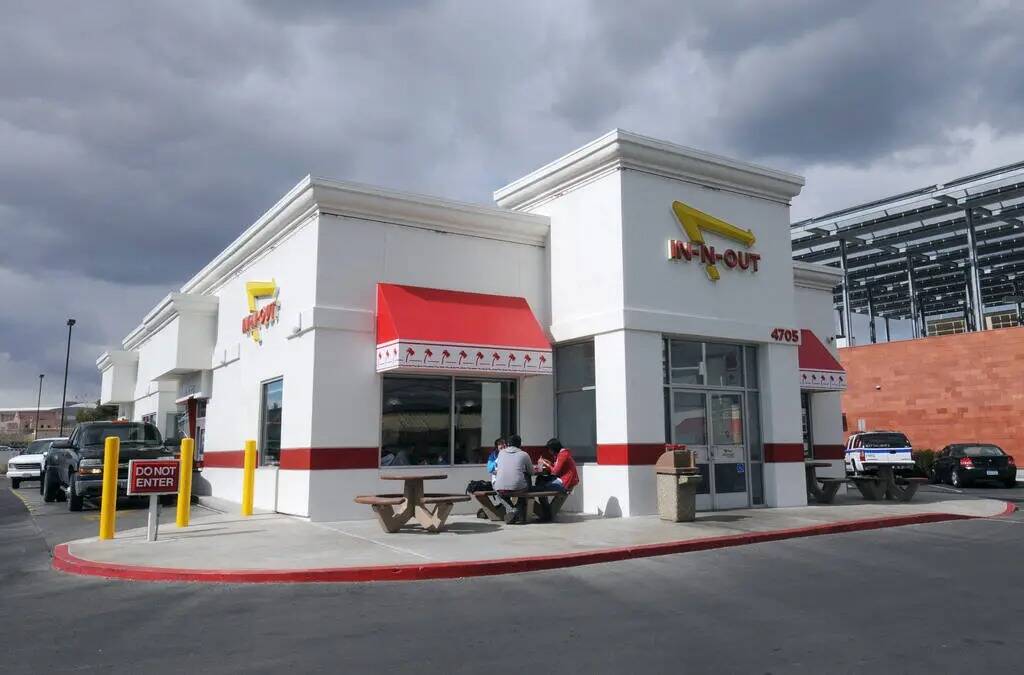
[770,328,800,343]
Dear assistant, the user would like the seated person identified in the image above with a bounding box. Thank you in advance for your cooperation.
[536,438,578,494]
[487,437,505,484]
[493,434,534,524]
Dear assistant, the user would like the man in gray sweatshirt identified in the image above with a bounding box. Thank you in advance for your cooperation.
[493,435,534,523]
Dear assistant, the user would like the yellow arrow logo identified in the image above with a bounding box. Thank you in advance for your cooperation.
[244,280,278,343]
[671,201,756,281]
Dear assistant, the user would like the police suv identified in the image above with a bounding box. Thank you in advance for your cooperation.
[845,431,915,476]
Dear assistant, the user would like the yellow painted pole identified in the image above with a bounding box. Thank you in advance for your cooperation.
[98,437,120,540]
[176,438,194,528]
[242,439,257,516]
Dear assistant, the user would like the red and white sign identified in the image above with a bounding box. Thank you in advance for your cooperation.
[127,459,180,495]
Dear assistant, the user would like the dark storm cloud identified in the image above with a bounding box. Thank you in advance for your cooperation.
[713,2,1024,163]
[1,0,1023,405]
[553,1,1024,163]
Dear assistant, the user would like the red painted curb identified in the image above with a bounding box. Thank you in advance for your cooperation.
[51,503,1015,584]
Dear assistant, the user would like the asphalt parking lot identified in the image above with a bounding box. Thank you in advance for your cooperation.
[5,475,216,547]
[2,477,1022,674]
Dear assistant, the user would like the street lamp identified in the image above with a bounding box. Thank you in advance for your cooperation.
[59,319,76,436]
[34,374,44,440]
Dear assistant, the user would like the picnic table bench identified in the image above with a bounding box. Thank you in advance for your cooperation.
[805,461,844,504]
[471,489,569,523]
[848,466,928,502]
[354,474,469,533]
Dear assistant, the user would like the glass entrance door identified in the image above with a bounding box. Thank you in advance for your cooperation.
[668,390,750,510]
[708,392,748,509]
[668,390,711,511]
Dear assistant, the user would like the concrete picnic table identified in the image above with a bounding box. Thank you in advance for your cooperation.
[354,473,469,533]
[804,461,843,504]
[848,465,928,502]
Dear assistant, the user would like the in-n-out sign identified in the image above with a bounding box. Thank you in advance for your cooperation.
[668,200,760,281]
[242,280,280,344]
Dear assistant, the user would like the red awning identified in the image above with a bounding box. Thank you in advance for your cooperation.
[798,329,846,391]
[376,283,552,375]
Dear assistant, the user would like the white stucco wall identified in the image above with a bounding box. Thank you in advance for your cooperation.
[299,211,552,521]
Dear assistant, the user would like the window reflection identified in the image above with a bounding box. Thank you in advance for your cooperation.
[380,377,451,466]
[380,376,517,466]
[706,343,743,387]
[260,379,283,465]
[454,380,516,465]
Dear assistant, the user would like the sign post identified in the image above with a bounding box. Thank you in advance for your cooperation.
[127,459,180,542]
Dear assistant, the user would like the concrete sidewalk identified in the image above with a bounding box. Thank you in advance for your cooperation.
[53,493,1013,583]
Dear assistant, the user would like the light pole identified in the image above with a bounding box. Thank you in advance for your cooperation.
[59,319,76,437]
[34,374,44,440]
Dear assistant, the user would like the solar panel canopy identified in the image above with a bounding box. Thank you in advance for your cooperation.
[791,160,1024,336]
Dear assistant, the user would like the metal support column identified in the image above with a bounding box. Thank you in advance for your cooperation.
[964,274,976,332]
[838,239,853,345]
[919,301,928,337]
[906,255,919,338]
[965,209,985,331]
[1017,280,1024,327]
[866,285,877,344]
[884,316,891,342]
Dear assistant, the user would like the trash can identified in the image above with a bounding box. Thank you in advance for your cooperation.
[655,444,701,522]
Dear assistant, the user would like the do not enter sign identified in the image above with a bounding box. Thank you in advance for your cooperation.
[127,459,180,495]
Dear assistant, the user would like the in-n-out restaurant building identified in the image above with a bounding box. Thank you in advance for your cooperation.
[98,130,848,521]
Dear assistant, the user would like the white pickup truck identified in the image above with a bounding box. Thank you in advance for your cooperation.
[845,431,915,476]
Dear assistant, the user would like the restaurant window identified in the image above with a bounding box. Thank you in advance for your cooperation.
[380,376,517,466]
[260,378,283,466]
[555,341,596,462]
[454,379,517,465]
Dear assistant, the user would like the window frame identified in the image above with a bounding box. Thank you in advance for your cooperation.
[553,339,597,463]
[259,376,284,467]
[380,373,519,467]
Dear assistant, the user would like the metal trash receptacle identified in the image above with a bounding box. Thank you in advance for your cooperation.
[655,444,701,522]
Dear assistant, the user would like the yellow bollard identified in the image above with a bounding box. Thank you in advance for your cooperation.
[176,438,194,528]
[98,437,120,540]
[242,439,257,516]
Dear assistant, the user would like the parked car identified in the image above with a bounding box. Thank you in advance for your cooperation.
[845,431,916,476]
[931,444,1017,488]
[7,437,65,489]
[0,445,15,473]
[43,421,174,511]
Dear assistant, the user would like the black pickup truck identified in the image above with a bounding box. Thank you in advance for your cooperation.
[42,421,176,511]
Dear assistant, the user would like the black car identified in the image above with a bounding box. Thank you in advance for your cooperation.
[931,443,1017,489]
[43,421,174,511]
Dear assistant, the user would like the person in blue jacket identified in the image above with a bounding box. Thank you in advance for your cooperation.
[487,437,506,484]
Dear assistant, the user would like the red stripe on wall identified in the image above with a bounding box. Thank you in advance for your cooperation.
[813,444,845,460]
[279,447,379,470]
[203,448,380,470]
[597,443,666,465]
[764,443,805,463]
[203,451,245,469]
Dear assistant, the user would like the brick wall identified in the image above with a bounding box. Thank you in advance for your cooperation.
[840,327,1024,463]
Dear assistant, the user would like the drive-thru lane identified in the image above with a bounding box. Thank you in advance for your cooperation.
[2,484,1021,674]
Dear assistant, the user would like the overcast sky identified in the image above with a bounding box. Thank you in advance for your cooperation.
[2,0,1023,407]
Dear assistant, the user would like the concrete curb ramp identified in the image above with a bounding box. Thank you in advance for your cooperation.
[52,502,1016,584]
